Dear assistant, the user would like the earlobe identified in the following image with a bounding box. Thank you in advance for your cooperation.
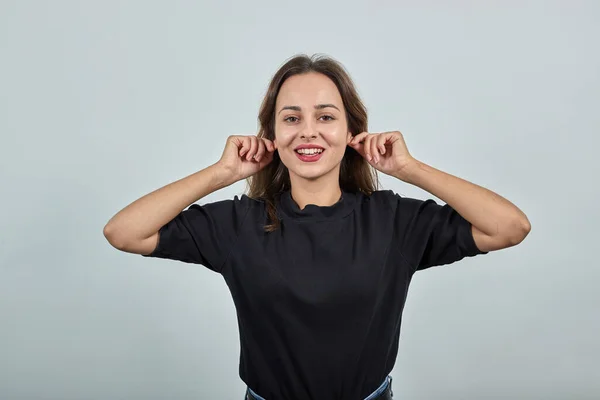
[346,131,353,144]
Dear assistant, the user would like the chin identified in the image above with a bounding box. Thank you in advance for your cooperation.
[288,164,338,182]
[295,172,326,181]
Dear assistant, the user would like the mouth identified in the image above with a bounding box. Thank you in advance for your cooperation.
[294,147,325,162]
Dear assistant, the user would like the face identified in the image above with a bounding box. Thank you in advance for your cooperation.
[274,72,352,184]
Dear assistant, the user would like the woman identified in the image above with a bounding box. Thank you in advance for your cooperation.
[103,54,531,400]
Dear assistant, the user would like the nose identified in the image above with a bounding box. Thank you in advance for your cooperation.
[300,121,318,139]
[300,132,317,139]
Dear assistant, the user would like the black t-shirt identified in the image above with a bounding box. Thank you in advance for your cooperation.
[144,189,488,399]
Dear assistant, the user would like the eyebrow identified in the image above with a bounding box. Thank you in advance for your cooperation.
[277,104,340,115]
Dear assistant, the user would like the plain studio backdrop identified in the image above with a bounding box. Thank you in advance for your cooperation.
[1,1,598,399]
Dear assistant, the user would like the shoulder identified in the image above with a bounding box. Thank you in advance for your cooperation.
[367,189,437,207]
[238,194,268,218]
[353,189,402,218]
[186,193,266,224]
[365,189,397,203]
[357,189,441,219]
[197,193,264,210]
[358,189,415,208]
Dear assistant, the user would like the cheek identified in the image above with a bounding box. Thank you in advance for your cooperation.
[275,128,295,148]
[324,130,349,149]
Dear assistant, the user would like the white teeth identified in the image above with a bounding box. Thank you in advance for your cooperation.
[297,148,323,155]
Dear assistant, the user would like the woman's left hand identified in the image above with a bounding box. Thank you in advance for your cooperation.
[348,131,417,180]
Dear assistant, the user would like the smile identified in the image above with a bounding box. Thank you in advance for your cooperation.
[295,148,325,162]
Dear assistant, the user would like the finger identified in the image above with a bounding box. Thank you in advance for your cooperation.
[246,136,259,161]
[369,135,380,163]
[364,135,374,162]
[227,136,240,153]
[263,138,275,152]
[239,136,251,157]
[351,132,366,145]
[376,134,387,155]
[351,131,370,145]
[352,132,371,160]
[260,149,275,165]
[254,139,267,162]
[348,138,365,156]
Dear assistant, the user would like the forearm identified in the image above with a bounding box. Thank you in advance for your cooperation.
[396,159,531,241]
[103,163,235,246]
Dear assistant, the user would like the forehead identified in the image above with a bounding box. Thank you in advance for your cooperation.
[276,72,343,107]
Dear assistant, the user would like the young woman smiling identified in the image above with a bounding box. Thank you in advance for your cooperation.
[104,54,531,400]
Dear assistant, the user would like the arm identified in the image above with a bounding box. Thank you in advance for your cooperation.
[103,134,276,256]
[395,160,531,253]
[103,164,235,255]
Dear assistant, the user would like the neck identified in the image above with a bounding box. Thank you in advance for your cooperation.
[289,173,342,210]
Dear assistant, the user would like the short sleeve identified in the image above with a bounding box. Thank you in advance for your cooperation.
[386,191,488,272]
[142,194,252,273]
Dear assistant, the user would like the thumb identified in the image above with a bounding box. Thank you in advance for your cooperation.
[348,141,366,158]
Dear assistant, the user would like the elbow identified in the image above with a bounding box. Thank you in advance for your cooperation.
[507,217,531,246]
[103,222,113,242]
[475,217,531,252]
[103,222,127,250]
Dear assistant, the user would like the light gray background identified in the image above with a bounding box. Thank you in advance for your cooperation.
[1,1,598,399]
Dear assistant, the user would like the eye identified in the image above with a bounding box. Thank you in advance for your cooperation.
[320,115,335,121]
[284,116,299,123]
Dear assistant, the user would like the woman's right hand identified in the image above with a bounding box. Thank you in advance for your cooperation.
[216,135,277,182]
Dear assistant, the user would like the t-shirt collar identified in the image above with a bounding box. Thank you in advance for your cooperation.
[277,189,356,221]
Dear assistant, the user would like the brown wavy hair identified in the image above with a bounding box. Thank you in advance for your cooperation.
[246,53,379,231]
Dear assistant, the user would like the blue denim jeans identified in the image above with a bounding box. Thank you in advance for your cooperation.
[245,375,393,399]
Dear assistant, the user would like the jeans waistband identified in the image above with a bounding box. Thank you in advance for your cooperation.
[246,375,393,400]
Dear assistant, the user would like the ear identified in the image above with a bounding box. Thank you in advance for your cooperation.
[346,131,353,144]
